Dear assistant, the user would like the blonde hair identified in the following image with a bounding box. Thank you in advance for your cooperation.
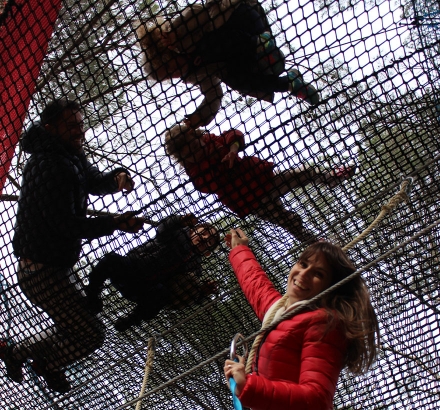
[135,17,177,81]
[164,123,204,166]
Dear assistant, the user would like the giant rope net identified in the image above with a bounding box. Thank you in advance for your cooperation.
[1,0,439,409]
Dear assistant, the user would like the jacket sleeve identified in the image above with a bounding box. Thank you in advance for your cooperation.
[186,71,223,127]
[229,245,282,320]
[35,156,116,240]
[220,129,245,151]
[238,313,347,410]
[85,159,129,196]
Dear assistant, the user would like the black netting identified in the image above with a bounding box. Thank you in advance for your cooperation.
[1,0,440,409]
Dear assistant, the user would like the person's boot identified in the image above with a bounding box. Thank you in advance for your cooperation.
[30,358,71,393]
[0,340,25,383]
[288,69,320,106]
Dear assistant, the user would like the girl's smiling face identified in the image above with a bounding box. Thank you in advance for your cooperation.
[286,252,333,305]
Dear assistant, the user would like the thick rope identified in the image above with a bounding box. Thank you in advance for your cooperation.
[342,178,411,252]
[135,337,157,410]
[244,178,412,374]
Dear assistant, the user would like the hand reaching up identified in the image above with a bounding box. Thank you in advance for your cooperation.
[224,228,249,249]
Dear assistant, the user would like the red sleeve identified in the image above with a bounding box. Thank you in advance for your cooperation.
[238,312,347,410]
[229,245,282,321]
[219,129,245,151]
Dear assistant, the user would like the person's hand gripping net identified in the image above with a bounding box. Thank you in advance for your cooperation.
[224,228,249,249]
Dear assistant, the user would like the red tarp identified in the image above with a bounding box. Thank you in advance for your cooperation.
[0,0,62,193]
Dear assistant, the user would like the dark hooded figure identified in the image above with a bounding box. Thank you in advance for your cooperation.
[0,99,144,393]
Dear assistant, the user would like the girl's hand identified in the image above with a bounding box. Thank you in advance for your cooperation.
[224,355,246,396]
[221,151,238,168]
[224,228,249,249]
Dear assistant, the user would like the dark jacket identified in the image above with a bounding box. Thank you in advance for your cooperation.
[13,123,128,268]
[126,215,203,285]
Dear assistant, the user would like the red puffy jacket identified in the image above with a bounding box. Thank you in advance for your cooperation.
[184,129,275,218]
[229,245,348,410]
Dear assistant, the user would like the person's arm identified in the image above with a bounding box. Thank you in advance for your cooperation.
[185,71,223,127]
[206,0,241,30]
[226,229,281,320]
[236,314,347,410]
[220,129,245,168]
[35,157,141,239]
[85,160,134,195]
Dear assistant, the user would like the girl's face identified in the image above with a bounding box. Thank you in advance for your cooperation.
[286,252,333,305]
[180,130,204,162]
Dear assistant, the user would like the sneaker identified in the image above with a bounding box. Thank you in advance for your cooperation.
[324,165,357,188]
[0,340,24,383]
[30,359,71,393]
[288,69,320,106]
[256,32,285,75]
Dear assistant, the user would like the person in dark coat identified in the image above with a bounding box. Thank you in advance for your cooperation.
[136,0,320,128]
[85,214,220,332]
[0,99,144,393]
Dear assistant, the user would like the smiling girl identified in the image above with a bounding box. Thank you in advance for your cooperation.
[223,228,379,410]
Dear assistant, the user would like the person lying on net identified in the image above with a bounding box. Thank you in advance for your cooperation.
[164,123,355,242]
[0,99,145,393]
[85,214,220,332]
[136,0,320,128]
[223,228,379,410]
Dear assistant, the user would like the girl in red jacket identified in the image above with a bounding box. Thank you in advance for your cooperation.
[223,228,379,410]
[164,123,355,243]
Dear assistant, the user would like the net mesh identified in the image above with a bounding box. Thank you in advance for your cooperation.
[1,0,440,409]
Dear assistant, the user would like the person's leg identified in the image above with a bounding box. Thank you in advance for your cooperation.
[114,283,170,332]
[255,200,317,243]
[271,164,356,197]
[85,252,135,313]
[8,265,105,391]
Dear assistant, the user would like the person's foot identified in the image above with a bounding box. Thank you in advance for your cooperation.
[323,165,357,188]
[30,360,71,393]
[0,340,24,383]
[256,32,285,75]
[84,294,103,315]
[114,314,141,332]
[83,286,103,315]
[288,69,320,106]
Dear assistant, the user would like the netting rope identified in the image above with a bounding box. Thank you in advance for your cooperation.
[112,211,440,410]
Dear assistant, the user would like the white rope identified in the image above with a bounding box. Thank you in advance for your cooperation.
[135,337,156,410]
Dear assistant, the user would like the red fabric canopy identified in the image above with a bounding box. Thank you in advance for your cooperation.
[0,0,62,193]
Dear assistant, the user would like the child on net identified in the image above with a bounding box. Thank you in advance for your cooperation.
[136,0,320,127]
[164,123,355,243]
